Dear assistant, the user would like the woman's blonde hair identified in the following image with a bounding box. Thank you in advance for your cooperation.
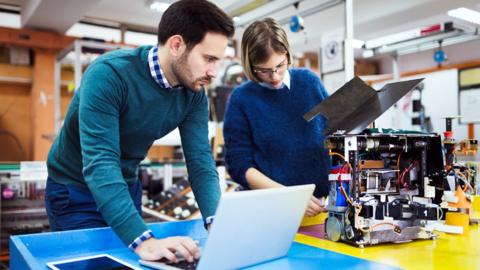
[241,18,292,83]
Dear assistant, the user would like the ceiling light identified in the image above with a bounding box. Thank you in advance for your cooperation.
[364,29,420,49]
[447,7,480,25]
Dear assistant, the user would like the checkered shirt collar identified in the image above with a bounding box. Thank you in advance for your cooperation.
[148,46,172,89]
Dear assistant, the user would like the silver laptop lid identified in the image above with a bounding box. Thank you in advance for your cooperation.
[197,184,315,270]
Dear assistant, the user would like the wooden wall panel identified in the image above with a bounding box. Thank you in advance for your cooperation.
[31,49,56,161]
[147,146,174,161]
[0,83,32,161]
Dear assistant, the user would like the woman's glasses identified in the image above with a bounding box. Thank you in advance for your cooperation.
[253,58,289,77]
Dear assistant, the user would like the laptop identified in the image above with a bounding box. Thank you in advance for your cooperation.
[139,184,315,270]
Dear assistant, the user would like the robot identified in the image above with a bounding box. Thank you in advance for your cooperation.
[304,77,444,247]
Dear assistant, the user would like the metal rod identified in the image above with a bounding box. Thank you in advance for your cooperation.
[344,0,354,81]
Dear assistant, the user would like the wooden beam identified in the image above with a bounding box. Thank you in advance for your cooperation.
[31,48,56,160]
[0,63,33,84]
[0,26,74,50]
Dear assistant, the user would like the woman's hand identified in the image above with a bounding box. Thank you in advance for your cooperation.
[305,196,326,217]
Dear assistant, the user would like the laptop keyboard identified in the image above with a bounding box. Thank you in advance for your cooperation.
[164,259,199,270]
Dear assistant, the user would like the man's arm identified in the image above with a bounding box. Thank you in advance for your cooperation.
[179,90,221,223]
[78,63,148,245]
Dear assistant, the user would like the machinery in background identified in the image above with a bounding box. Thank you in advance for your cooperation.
[144,177,201,221]
[440,117,478,226]
[0,163,49,259]
[410,83,433,133]
[139,161,240,222]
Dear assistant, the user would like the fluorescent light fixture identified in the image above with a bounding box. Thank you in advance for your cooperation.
[448,7,480,25]
[397,34,480,56]
[150,1,170,13]
[364,29,421,49]
[375,30,461,55]
[352,39,365,49]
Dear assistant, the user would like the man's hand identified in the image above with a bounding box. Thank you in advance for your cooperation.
[305,196,326,217]
[135,236,200,263]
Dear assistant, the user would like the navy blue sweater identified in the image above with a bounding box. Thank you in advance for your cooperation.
[224,68,331,197]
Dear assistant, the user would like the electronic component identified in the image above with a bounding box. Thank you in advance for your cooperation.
[304,77,446,247]
[324,132,443,247]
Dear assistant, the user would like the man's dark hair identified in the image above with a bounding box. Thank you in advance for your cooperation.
[158,0,235,49]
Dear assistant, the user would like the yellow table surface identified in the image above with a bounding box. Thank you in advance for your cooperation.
[295,212,480,270]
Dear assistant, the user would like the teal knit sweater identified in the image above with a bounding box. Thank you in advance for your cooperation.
[47,46,220,245]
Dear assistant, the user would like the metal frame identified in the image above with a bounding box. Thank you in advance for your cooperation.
[54,40,132,133]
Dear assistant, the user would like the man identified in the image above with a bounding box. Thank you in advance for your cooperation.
[45,0,234,263]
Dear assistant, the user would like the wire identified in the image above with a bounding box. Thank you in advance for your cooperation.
[354,205,371,233]
[329,151,346,161]
[370,222,399,231]
[399,161,417,189]
[455,172,474,192]
[353,205,399,233]
[339,184,354,206]
[329,151,354,173]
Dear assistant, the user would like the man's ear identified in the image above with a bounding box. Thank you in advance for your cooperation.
[168,35,186,57]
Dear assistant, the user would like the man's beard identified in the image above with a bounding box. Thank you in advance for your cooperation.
[172,52,212,92]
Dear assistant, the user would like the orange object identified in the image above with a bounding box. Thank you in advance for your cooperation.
[468,123,474,140]
[448,186,472,209]
[445,212,470,235]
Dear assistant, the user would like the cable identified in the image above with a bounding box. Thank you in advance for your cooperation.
[339,184,354,206]
[0,130,25,160]
[399,161,417,189]
[370,222,399,231]
[329,151,346,161]
[330,152,355,173]
[455,172,474,192]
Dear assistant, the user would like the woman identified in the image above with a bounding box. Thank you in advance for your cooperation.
[223,18,330,217]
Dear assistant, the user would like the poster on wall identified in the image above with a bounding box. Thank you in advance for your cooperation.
[459,88,480,124]
[459,67,480,124]
[323,70,346,95]
[321,28,344,74]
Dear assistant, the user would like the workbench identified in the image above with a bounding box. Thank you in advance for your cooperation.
[10,213,479,269]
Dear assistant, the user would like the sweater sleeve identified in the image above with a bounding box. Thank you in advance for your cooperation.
[179,90,220,220]
[310,70,329,100]
[223,90,256,188]
[79,63,148,246]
